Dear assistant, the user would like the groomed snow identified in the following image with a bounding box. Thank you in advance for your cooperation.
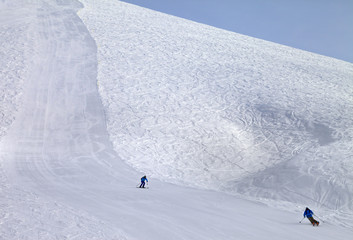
[0,0,352,239]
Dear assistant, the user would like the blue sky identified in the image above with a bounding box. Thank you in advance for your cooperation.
[122,0,353,63]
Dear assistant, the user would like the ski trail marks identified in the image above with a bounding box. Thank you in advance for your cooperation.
[0,1,131,239]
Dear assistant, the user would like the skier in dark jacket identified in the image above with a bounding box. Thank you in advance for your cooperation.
[303,207,319,226]
[139,175,148,188]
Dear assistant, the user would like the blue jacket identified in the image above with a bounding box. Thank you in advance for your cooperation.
[304,208,313,218]
[141,176,148,183]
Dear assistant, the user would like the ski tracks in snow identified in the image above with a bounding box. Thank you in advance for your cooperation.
[0,0,352,238]
[79,0,353,228]
[0,1,130,239]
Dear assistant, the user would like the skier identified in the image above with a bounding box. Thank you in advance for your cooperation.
[139,175,148,188]
[303,207,319,226]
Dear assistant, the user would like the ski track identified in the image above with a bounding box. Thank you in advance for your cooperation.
[79,0,353,226]
[0,0,130,239]
[0,0,352,239]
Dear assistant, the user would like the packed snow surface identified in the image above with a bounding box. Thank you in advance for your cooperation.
[0,0,352,239]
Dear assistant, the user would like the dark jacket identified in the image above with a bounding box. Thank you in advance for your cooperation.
[141,176,148,183]
[303,208,313,218]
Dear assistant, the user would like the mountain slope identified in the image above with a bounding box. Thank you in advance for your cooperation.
[78,0,353,226]
[0,0,352,239]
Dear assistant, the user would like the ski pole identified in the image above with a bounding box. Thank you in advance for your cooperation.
[299,217,305,223]
[314,214,324,223]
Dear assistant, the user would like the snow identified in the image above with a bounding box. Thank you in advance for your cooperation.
[120,0,353,64]
[0,0,352,239]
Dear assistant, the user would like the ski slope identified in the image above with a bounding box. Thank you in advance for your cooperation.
[0,0,352,239]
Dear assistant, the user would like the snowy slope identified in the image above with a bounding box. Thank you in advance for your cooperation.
[78,0,353,225]
[0,0,352,239]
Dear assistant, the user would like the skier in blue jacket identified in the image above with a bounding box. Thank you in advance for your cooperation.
[303,207,319,226]
[139,175,148,188]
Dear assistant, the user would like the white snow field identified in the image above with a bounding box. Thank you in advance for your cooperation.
[0,0,352,239]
